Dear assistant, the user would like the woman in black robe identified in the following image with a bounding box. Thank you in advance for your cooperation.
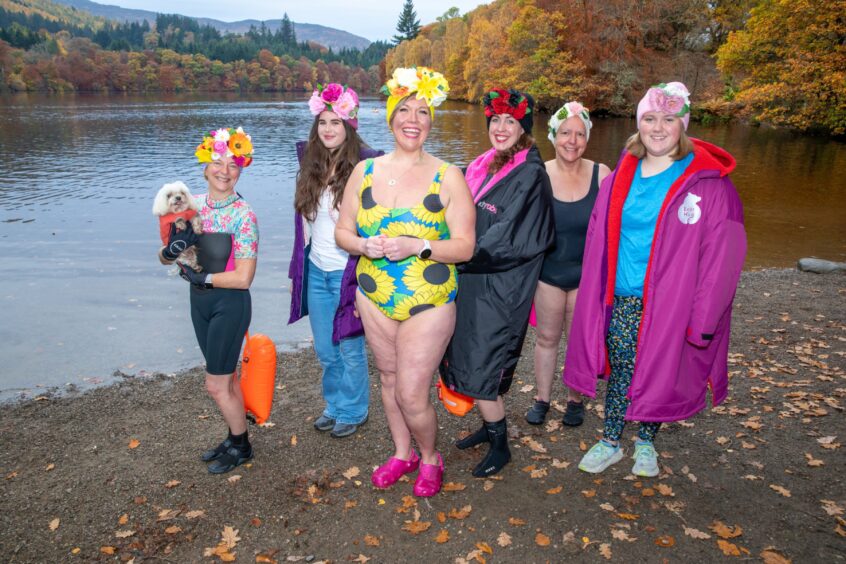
[440,89,555,477]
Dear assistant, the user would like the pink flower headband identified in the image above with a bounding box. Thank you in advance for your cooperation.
[637,82,691,130]
[308,83,360,129]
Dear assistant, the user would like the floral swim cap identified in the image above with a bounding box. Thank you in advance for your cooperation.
[636,82,691,130]
[195,127,253,168]
[308,83,360,129]
[547,101,592,143]
[382,67,450,125]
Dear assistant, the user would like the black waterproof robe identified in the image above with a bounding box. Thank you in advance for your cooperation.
[440,146,555,400]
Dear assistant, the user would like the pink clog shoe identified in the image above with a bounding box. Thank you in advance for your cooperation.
[371,450,420,489]
[413,452,444,497]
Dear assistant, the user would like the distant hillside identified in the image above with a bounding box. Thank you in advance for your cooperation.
[1,0,110,29]
[49,0,371,50]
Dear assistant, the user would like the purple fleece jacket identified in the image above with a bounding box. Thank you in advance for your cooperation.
[563,138,747,422]
[287,141,383,343]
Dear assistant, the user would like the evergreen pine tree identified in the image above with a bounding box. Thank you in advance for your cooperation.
[392,0,421,44]
[280,13,296,48]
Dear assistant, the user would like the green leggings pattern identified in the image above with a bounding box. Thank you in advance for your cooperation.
[603,295,661,443]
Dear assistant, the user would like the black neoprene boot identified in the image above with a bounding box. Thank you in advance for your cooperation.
[201,430,234,462]
[455,423,488,450]
[525,399,550,425]
[472,418,511,477]
[207,430,253,474]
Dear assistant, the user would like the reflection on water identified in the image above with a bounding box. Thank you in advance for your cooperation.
[1,93,844,399]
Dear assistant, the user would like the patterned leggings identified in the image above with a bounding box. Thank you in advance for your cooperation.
[603,295,661,443]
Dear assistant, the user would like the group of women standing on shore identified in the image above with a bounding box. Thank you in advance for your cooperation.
[158,66,746,497]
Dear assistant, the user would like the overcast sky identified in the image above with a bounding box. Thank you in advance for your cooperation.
[106,1,489,42]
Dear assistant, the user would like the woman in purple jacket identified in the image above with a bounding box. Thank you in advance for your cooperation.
[564,82,746,477]
[288,84,383,439]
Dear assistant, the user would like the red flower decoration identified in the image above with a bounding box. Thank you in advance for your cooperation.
[484,88,528,119]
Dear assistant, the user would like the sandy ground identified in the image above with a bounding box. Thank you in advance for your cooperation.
[1,268,844,563]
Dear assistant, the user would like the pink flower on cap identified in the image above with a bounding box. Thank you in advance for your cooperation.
[333,90,358,121]
[321,83,343,103]
[637,82,691,130]
[212,141,229,157]
[308,91,326,115]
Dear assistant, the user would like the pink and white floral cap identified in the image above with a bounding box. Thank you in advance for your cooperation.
[308,83,360,129]
[637,82,691,130]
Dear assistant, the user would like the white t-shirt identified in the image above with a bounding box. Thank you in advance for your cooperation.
[308,189,349,272]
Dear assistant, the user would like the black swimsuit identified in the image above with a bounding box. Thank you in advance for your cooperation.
[539,163,599,291]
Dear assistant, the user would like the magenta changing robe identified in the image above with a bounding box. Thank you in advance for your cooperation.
[563,139,747,422]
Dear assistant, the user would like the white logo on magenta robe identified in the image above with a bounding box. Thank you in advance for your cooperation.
[678,192,702,225]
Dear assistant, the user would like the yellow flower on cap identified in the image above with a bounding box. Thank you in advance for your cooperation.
[382,66,449,125]
[195,138,213,163]
[416,71,448,107]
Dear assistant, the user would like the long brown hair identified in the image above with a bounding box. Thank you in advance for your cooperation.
[489,132,534,174]
[295,116,364,221]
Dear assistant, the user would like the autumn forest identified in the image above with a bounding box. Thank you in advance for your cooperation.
[0,0,843,134]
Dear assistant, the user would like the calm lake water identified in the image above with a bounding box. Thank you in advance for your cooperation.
[1,93,844,400]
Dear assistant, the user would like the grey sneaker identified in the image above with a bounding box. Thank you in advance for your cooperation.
[314,414,335,432]
[578,440,624,474]
[330,421,360,438]
[631,441,659,477]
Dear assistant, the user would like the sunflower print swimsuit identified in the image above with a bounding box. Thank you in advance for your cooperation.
[355,159,458,321]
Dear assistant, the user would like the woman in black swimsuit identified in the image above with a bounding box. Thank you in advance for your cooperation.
[525,102,611,427]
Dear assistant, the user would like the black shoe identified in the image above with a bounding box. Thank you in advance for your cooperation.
[313,415,336,432]
[201,437,234,462]
[525,399,550,425]
[207,445,253,474]
[472,418,511,477]
[455,423,488,450]
[562,401,585,427]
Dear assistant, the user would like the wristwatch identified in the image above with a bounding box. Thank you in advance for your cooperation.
[418,239,432,259]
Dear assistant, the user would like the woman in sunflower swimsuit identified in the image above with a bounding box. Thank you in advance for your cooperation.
[336,67,476,497]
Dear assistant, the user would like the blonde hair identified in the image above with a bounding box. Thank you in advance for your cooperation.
[625,129,694,160]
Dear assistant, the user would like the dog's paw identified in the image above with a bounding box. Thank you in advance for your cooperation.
[173,217,188,231]
[179,249,203,272]
[190,215,203,235]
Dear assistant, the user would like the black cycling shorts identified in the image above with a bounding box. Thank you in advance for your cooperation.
[190,287,251,375]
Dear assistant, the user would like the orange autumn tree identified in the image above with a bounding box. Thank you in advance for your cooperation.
[716,0,846,135]
[387,0,720,113]
[496,2,588,108]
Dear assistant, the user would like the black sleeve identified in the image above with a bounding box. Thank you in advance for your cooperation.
[459,165,555,274]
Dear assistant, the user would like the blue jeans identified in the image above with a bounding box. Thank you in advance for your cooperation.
[307,263,369,424]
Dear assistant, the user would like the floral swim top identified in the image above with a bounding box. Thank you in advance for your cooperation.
[193,192,259,259]
[355,159,457,321]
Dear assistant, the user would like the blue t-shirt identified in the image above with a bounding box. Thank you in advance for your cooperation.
[615,153,694,297]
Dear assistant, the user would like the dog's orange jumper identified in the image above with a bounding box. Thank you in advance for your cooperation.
[159,210,198,245]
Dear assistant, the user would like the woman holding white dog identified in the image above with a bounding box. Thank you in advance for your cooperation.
[288,83,383,439]
[158,127,258,474]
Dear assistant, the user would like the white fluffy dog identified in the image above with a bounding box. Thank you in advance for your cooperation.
[152,181,203,272]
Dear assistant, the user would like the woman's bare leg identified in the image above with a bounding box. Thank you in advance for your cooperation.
[394,303,456,465]
[205,373,246,434]
[532,281,567,402]
[355,293,413,459]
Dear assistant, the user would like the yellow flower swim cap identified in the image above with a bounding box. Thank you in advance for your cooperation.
[382,67,450,125]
